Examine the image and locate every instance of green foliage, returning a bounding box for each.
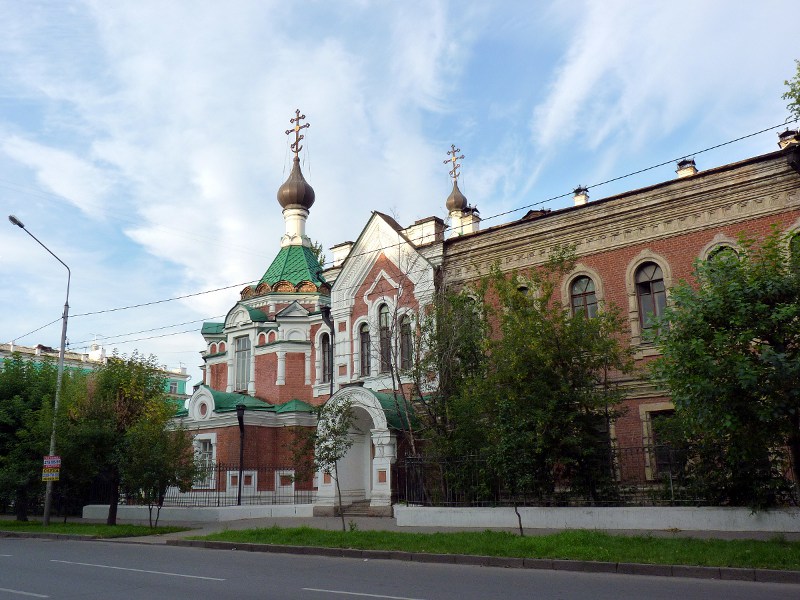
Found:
[314,397,356,530]
[119,411,197,527]
[67,351,176,524]
[0,354,60,520]
[413,286,489,462]
[310,239,327,269]
[653,229,800,508]
[463,246,634,523]
[783,59,800,120]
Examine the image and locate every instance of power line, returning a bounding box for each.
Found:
[10,119,796,344]
[70,281,257,317]
[69,315,226,346]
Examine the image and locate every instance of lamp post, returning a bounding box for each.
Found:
[8,215,70,526]
[236,403,246,506]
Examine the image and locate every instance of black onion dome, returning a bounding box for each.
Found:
[277,157,315,210]
[446,180,468,212]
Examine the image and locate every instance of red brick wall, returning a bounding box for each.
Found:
[209,363,227,391]
[254,353,276,400]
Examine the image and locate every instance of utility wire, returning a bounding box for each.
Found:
[9,119,797,344]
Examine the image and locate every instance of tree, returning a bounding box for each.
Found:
[784,59,800,121]
[314,397,355,531]
[0,355,57,520]
[69,351,173,525]
[652,230,800,508]
[119,409,197,527]
[466,247,633,534]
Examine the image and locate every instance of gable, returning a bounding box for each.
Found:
[333,213,436,308]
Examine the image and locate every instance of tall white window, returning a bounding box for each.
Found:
[235,336,251,392]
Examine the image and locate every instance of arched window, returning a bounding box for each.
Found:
[234,336,251,392]
[210,343,217,354]
[707,246,737,262]
[379,304,391,373]
[321,333,331,384]
[635,262,666,335]
[570,276,598,318]
[400,315,412,370]
[359,324,371,377]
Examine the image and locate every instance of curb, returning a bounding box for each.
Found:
[166,539,800,584]
[0,531,94,541]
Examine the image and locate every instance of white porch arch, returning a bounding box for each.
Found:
[314,386,397,516]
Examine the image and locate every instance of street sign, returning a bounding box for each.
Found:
[42,456,61,481]
[43,455,61,467]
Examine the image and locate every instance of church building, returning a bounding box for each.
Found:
[179,111,800,514]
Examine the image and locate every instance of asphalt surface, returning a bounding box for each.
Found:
[2,536,800,600]
[4,515,800,587]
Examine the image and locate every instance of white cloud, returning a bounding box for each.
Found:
[1,136,113,218]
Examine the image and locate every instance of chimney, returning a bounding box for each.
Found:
[460,206,481,235]
[676,158,697,178]
[778,129,800,150]
[330,241,354,268]
[573,186,589,206]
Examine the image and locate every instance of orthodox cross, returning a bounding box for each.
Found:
[285,109,310,157]
[444,144,465,182]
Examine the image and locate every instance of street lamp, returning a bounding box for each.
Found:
[8,215,70,526]
[236,403,246,506]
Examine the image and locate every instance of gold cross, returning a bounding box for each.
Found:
[285,109,310,157]
[443,144,465,182]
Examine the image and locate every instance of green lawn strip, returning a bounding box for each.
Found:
[195,527,800,571]
[0,521,188,538]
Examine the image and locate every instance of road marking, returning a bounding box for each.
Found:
[0,554,12,557]
[302,589,426,600]
[0,587,49,598]
[50,560,226,581]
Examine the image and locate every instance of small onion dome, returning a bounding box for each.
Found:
[446,180,468,212]
[277,156,315,210]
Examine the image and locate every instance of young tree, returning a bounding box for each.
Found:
[314,397,355,531]
[468,248,633,534]
[119,410,197,527]
[783,59,800,121]
[69,351,172,525]
[653,230,800,508]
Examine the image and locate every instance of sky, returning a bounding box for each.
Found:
[1,0,798,388]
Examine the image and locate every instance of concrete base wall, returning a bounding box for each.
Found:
[394,505,800,533]
[82,504,314,523]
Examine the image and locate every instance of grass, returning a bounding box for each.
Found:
[196,526,800,571]
[0,520,188,538]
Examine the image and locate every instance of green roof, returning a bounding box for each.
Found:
[245,306,270,322]
[372,391,417,430]
[261,245,326,287]
[201,386,274,412]
[275,398,316,413]
[201,322,225,335]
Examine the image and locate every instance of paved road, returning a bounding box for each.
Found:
[1,537,798,600]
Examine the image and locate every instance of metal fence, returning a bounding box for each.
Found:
[393,445,698,507]
[117,463,316,508]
